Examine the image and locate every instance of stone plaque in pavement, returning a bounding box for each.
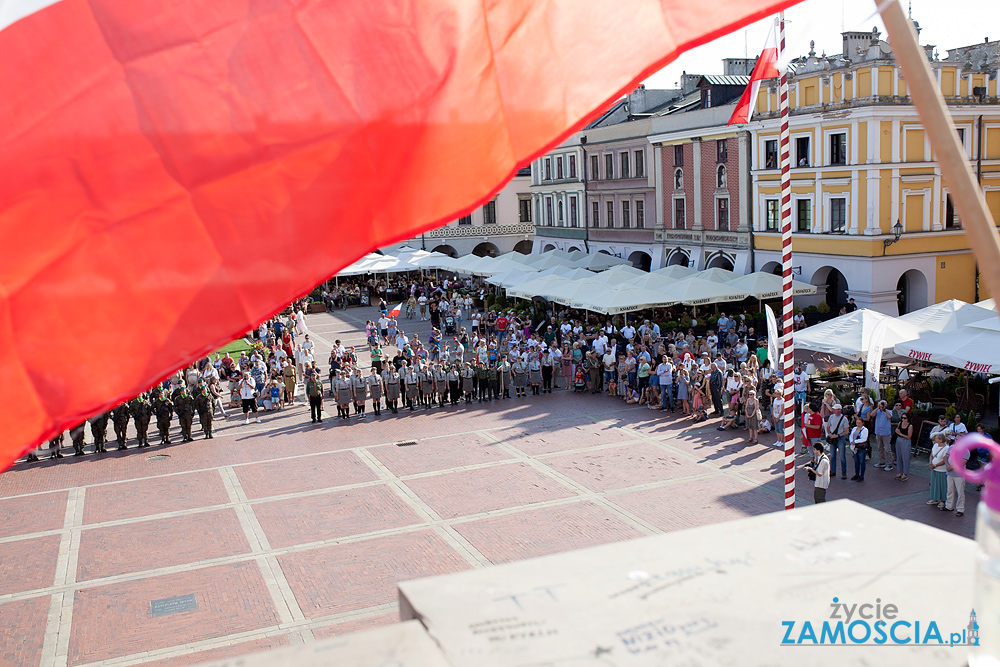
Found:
[150,593,197,617]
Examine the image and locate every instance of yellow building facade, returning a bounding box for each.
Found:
[750,31,1000,314]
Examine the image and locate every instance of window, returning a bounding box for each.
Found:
[557,200,564,225]
[674,198,686,229]
[674,145,684,166]
[795,137,810,167]
[674,168,683,190]
[545,198,553,226]
[716,198,729,231]
[622,201,631,228]
[556,157,564,180]
[764,140,778,169]
[605,154,614,179]
[620,152,630,178]
[483,200,496,225]
[592,201,600,228]
[518,197,532,223]
[717,139,728,162]
[544,158,552,180]
[607,201,615,227]
[458,215,472,225]
[830,132,847,165]
[717,165,727,189]
[830,198,846,233]
[946,195,961,229]
[765,200,780,231]
[570,196,578,227]
[569,155,577,178]
[796,199,811,232]
[636,200,645,228]
[634,150,644,177]
[591,155,599,180]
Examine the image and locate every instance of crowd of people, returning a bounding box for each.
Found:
[20,273,987,522]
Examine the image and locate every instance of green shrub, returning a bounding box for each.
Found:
[707,317,718,326]
[816,301,831,314]
[944,406,957,421]
[666,320,678,329]
[883,386,897,407]
[803,305,818,313]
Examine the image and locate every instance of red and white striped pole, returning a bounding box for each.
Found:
[778,13,796,510]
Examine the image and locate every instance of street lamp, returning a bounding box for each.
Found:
[882,220,903,255]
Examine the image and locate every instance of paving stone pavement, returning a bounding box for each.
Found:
[0,306,978,667]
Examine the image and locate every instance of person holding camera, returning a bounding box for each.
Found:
[238,372,262,425]
[801,442,830,503]
[823,403,850,480]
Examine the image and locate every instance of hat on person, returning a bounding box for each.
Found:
[833,403,842,410]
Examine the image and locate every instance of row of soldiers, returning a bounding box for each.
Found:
[28,383,219,461]
[326,356,547,420]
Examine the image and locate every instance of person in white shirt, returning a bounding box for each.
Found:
[706,332,718,351]
[417,295,428,320]
[301,334,314,356]
[849,415,870,481]
[944,412,968,442]
[802,443,830,503]
[593,334,608,356]
[295,308,307,335]
[239,373,262,424]
[621,324,636,341]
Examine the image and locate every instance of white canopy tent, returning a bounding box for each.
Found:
[448,254,497,276]
[897,298,996,332]
[505,275,583,301]
[576,253,630,271]
[796,309,924,361]
[653,265,698,279]
[893,316,1000,373]
[697,267,741,284]
[626,273,676,291]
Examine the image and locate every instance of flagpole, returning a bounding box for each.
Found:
[778,12,796,510]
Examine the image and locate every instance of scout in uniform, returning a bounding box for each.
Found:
[90,411,110,453]
[498,356,512,398]
[487,363,500,401]
[367,367,383,416]
[403,363,419,411]
[527,355,543,395]
[70,421,87,456]
[174,387,196,442]
[350,368,368,418]
[433,364,449,407]
[334,370,353,419]
[419,363,434,408]
[512,358,527,397]
[447,364,460,405]
[112,401,131,449]
[195,384,214,438]
[154,389,174,444]
[131,393,153,448]
[475,360,489,402]
[382,365,401,414]
[48,431,65,459]
[460,362,476,404]
[282,359,297,404]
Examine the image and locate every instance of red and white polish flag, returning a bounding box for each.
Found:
[0,0,801,470]
[728,25,782,125]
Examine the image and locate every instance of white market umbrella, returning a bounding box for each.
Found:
[655,277,749,306]
[726,272,818,300]
[626,273,676,291]
[506,275,578,301]
[697,267,741,283]
[552,267,598,281]
[797,309,923,361]
[577,253,629,270]
[570,284,675,314]
[652,265,698,279]
[409,252,457,270]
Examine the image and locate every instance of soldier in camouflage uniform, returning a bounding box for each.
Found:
[174,386,196,442]
[49,431,65,459]
[153,390,174,445]
[131,393,153,448]
[112,401,131,450]
[194,383,214,439]
[69,422,87,456]
[90,411,110,453]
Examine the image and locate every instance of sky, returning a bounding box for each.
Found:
[644,0,996,89]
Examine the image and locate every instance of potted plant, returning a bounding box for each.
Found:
[803,304,821,327]
[309,300,326,314]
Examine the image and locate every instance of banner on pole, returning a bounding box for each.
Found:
[765,305,780,368]
[865,318,889,401]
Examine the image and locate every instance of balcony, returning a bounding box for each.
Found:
[427,223,534,238]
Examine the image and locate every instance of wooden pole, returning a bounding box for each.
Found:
[878,0,1000,306]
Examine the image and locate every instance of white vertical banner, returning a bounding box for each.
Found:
[765,305,779,368]
[865,318,889,401]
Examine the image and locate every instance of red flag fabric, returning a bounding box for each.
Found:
[388,304,403,319]
[0,0,801,470]
[728,26,782,125]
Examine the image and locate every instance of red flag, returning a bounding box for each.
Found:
[0,0,802,470]
[388,303,403,318]
[728,25,781,125]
